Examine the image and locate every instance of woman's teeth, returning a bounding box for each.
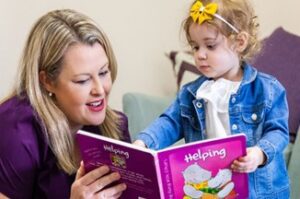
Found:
[88,101,102,107]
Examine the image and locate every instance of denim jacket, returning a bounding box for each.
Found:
[138,63,290,198]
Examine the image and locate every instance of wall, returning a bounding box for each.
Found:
[0,0,299,110]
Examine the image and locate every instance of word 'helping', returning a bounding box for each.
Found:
[184,148,226,163]
[103,144,129,159]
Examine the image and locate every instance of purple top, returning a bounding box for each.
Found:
[0,95,131,198]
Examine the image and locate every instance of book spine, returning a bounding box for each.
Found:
[154,155,165,199]
[157,154,175,199]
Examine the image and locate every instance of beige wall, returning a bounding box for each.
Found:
[1,0,299,110]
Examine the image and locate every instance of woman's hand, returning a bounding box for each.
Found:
[0,192,9,199]
[70,162,126,199]
[231,146,266,173]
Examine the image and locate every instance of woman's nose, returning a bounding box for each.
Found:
[91,79,104,96]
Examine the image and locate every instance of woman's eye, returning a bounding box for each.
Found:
[99,70,109,77]
[74,79,89,84]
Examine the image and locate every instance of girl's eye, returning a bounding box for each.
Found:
[206,42,218,50]
[207,43,216,50]
[191,46,199,52]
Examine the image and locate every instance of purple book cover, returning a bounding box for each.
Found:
[157,134,248,199]
[76,130,161,198]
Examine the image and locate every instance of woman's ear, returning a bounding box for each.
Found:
[39,71,54,93]
[235,31,249,53]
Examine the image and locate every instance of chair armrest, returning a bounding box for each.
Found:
[288,126,300,199]
[122,92,173,140]
[283,143,293,166]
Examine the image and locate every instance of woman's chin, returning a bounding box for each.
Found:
[91,117,105,126]
[82,115,105,126]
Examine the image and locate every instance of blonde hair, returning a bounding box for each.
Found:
[8,9,122,174]
[183,0,261,62]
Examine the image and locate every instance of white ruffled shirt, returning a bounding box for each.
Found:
[196,78,241,138]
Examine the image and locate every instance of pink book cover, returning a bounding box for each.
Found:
[77,130,248,199]
[157,134,248,199]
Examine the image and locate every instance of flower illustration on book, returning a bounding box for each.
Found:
[182,163,237,199]
[110,153,127,169]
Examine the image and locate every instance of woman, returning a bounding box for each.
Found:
[0,9,130,198]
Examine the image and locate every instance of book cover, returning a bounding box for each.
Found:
[157,134,248,199]
[76,130,161,198]
[76,130,248,199]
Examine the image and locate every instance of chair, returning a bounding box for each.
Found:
[122,92,185,146]
[251,27,300,142]
[288,127,300,199]
[122,92,173,140]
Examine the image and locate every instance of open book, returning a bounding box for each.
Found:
[77,130,248,199]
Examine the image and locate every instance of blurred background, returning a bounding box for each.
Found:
[1,0,299,110]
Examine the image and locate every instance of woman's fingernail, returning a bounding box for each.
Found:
[122,183,127,190]
[113,172,121,179]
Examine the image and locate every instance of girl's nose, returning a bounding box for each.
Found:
[195,48,207,60]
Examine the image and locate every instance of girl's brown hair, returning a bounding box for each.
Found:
[183,0,261,62]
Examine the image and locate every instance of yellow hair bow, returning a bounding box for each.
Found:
[189,1,239,33]
[190,1,218,25]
